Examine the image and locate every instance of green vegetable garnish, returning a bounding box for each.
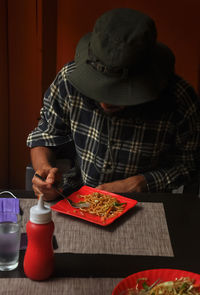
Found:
[114,202,126,206]
[142,282,150,291]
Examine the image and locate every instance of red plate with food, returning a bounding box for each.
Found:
[112,268,200,295]
[51,185,137,226]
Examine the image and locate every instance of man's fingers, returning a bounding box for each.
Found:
[46,168,58,184]
[32,167,61,201]
[32,184,58,201]
[32,184,44,198]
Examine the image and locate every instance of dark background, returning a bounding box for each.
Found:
[1,0,200,189]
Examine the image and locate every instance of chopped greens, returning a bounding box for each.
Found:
[121,277,200,295]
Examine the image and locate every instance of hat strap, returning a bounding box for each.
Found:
[87,46,128,78]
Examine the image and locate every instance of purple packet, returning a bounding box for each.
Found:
[0,198,20,222]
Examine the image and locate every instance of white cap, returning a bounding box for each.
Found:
[30,195,52,224]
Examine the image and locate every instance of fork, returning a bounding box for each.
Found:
[52,186,90,209]
[34,173,90,209]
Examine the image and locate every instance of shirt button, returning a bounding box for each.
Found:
[135,119,143,125]
[106,164,111,170]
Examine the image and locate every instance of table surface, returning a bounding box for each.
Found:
[0,190,200,295]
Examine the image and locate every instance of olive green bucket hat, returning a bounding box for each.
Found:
[68,8,175,106]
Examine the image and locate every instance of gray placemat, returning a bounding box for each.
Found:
[20,199,174,257]
[0,277,121,295]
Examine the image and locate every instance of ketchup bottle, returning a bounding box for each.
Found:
[23,195,54,280]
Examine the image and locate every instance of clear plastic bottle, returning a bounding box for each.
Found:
[23,195,54,280]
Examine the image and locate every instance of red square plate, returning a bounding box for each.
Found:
[51,185,137,226]
[112,268,200,295]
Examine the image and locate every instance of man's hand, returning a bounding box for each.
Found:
[32,167,62,201]
[96,175,147,193]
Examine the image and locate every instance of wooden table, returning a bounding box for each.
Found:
[0,190,199,294]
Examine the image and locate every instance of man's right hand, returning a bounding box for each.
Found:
[32,167,61,201]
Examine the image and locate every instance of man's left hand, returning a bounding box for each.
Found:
[96,175,148,193]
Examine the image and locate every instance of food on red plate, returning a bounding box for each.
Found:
[121,277,200,295]
[79,192,127,220]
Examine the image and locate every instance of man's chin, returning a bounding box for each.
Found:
[104,107,125,115]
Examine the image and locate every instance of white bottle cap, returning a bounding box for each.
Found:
[30,195,52,224]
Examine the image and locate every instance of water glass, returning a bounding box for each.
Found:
[0,213,21,271]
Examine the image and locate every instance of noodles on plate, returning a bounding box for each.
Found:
[121,277,200,295]
[79,192,126,220]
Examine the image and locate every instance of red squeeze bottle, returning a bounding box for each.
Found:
[23,195,54,281]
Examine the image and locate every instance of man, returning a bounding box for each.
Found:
[27,8,200,200]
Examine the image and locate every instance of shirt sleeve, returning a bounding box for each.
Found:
[27,64,73,148]
[143,82,200,192]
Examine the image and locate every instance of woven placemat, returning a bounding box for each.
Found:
[20,199,174,257]
[0,277,121,295]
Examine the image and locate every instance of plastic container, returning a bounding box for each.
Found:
[23,195,54,280]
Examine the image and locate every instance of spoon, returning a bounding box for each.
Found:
[34,173,90,209]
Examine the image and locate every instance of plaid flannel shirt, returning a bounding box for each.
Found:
[27,61,200,192]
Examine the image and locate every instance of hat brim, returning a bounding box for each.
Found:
[68,33,174,106]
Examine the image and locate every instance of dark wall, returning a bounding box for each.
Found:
[1,0,199,189]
